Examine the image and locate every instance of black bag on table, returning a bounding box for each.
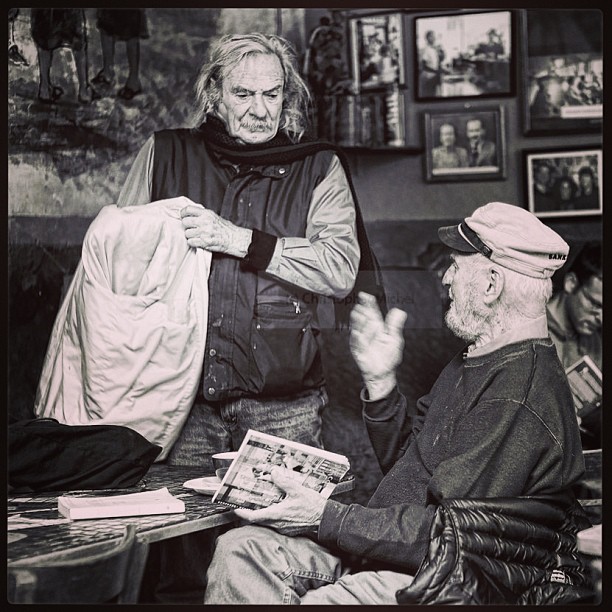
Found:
[8,417,162,492]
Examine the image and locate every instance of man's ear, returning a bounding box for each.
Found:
[483,265,504,305]
[563,271,579,295]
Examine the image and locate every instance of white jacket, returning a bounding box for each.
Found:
[35,197,211,460]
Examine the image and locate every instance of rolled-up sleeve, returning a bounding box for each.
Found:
[265,154,360,299]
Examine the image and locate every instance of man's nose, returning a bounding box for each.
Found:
[593,309,602,326]
[249,94,267,117]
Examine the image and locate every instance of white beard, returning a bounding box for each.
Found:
[444,286,489,343]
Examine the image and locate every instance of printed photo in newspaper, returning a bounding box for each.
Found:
[212,429,350,511]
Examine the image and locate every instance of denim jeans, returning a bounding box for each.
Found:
[166,387,329,471]
[204,525,413,604]
[145,387,328,602]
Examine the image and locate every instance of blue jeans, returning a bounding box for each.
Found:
[146,387,328,602]
[204,525,413,604]
[166,387,328,471]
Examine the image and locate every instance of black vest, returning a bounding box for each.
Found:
[152,129,333,400]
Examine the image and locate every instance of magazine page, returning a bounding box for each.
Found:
[212,430,350,510]
[565,354,602,416]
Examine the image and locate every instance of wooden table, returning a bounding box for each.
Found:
[8,465,355,603]
[8,465,236,603]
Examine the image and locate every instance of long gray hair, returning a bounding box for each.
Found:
[192,33,311,142]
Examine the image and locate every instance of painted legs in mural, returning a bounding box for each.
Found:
[92,9,148,100]
[30,9,100,104]
[9,9,29,67]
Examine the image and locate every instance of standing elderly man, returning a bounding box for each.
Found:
[117,32,383,602]
[118,33,383,469]
[204,202,585,605]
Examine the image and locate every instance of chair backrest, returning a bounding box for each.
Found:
[7,525,136,604]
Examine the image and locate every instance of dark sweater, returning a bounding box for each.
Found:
[318,338,585,573]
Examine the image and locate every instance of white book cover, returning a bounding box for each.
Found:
[565,354,602,415]
[212,429,350,511]
[58,487,185,520]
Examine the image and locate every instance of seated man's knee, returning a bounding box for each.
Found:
[212,524,272,559]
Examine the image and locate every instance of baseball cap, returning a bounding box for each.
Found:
[438,202,569,279]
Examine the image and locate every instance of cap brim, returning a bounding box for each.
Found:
[437,225,479,253]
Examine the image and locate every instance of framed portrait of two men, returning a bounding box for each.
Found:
[423,107,506,182]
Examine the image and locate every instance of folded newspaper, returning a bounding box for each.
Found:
[212,429,350,510]
[565,355,602,416]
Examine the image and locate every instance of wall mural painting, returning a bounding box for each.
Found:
[8,8,223,204]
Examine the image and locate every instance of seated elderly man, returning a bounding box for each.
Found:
[204,202,585,605]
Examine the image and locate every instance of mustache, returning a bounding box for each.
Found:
[241,120,274,132]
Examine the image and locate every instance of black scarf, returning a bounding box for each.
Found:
[196,116,387,328]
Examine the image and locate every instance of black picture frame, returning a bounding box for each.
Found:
[524,147,602,218]
[424,107,506,182]
[521,9,602,135]
[414,10,513,101]
[348,11,405,93]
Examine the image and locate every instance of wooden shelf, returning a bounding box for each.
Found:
[340,145,423,154]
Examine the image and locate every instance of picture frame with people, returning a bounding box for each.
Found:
[423,107,506,182]
[521,9,602,135]
[524,147,602,218]
[414,10,514,100]
[348,11,406,93]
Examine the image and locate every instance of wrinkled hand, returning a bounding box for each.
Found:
[180,205,252,257]
[232,467,327,536]
[349,292,407,400]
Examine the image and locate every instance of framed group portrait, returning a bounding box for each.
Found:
[524,147,602,218]
[414,10,514,101]
[522,9,602,135]
[423,107,506,182]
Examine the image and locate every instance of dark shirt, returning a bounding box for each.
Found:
[318,339,584,572]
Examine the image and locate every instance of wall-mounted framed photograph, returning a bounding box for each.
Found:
[424,107,506,182]
[524,147,602,218]
[348,11,405,93]
[522,9,602,135]
[414,10,513,100]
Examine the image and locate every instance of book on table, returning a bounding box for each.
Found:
[565,355,602,417]
[211,429,350,511]
[57,487,185,520]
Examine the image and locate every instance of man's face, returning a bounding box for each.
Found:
[467,121,483,143]
[442,253,489,342]
[566,275,603,336]
[559,180,573,201]
[536,166,550,186]
[216,53,284,144]
[439,124,456,147]
[579,173,593,192]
